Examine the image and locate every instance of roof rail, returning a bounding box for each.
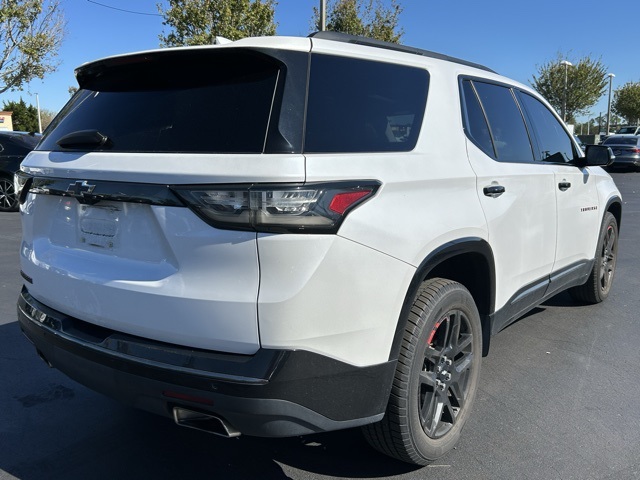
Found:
[308,31,496,74]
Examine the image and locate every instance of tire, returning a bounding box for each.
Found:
[363,278,482,465]
[0,175,19,212]
[569,212,618,304]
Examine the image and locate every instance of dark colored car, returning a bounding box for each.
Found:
[615,125,640,135]
[0,131,40,211]
[602,135,640,171]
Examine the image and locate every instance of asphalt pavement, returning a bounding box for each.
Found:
[1,172,639,480]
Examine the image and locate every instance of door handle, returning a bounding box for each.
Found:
[558,181,571,191]
[483,185,505,198]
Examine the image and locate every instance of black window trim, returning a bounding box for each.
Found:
[459,78,497,159]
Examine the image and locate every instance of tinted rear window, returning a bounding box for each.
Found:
[603,136,639,146]
[304,54,428,153]
[0,134,40,154]
[38,50,281,153]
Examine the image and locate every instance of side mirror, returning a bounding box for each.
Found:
[582,145,615,167]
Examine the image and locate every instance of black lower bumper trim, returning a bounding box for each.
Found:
[17,288,395,436]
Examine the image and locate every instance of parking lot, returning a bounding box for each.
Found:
[1,171,639,480]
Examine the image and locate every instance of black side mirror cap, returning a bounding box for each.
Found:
[575,145,615,167]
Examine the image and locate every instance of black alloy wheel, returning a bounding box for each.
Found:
[363,278,482,465]
[419,308,475,439]
[570,212,618,304]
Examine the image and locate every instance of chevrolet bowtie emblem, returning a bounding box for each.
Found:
[66,180,96,197]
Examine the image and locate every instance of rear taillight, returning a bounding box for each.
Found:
[631,148,640,153]
[171,181,380,234]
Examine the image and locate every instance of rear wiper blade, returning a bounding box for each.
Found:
[56,129,110,149]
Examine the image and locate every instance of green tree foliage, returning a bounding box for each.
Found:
[157,0,277,46]
[313,0,403,43]
[612,82,640,124]
[530,53,608,123]
[0,0,65,94]
[40,107,56,130]
[2,98,38,132]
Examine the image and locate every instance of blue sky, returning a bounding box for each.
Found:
[2,0,638,124]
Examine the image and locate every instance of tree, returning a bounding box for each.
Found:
[530,53,608,123]
[2,98,38,132]
[612,81,640,125]
[313,0,403,43]
[0,0,65,94]
[157,0,277,46]
[40,107,56,130]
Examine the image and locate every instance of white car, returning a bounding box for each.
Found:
[16,31,621,465]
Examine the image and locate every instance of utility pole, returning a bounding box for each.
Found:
[560,60,572,122]
[320,0,326,31]
[36,93,42,134]
[606,73,615,134]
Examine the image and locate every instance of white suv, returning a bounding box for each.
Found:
[16,32,621,465]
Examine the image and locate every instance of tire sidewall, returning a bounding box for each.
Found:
[594,212,618,301]
[407,284,483,461]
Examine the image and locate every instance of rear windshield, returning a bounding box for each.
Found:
[0,133,40,154]
[304,54,429,153]
[603,136,639,145]
[38,50,281,153]
[616,127,638,134]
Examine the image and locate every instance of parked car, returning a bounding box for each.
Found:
[0,131,40,212]
[16,31,621,466]
[602,135,640,170]
[615,125,640,135]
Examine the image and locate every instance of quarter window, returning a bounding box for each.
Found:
[305,54,429,153]
[461,80,495,158]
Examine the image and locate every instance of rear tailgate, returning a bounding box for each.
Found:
[18,43,309,354]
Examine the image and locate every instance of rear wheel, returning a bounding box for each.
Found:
[0,175,18,212]
[363,278,482,465]
[569,212,618,304]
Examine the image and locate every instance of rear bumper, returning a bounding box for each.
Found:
[17,287,394,437]
[610,156,640,168]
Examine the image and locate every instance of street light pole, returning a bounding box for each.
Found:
[606,73,615,135]
[35,93,42,134]
[560,60,572,122]
[320,0,326,31]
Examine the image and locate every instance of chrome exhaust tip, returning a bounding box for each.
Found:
[173,407,241,438]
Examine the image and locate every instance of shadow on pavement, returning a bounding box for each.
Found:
[0,321,419,480]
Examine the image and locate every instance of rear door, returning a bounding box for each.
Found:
[461,79,557,327]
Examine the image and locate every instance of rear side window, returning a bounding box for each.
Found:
[471,81,534,163]
[518,92,575,163]
[304,54,428,153]
[38,50,282,153]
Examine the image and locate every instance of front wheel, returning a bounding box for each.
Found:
[363,278,482,465]
[569,212,618,304]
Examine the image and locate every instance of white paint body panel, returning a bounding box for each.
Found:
[18,38,622,368]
